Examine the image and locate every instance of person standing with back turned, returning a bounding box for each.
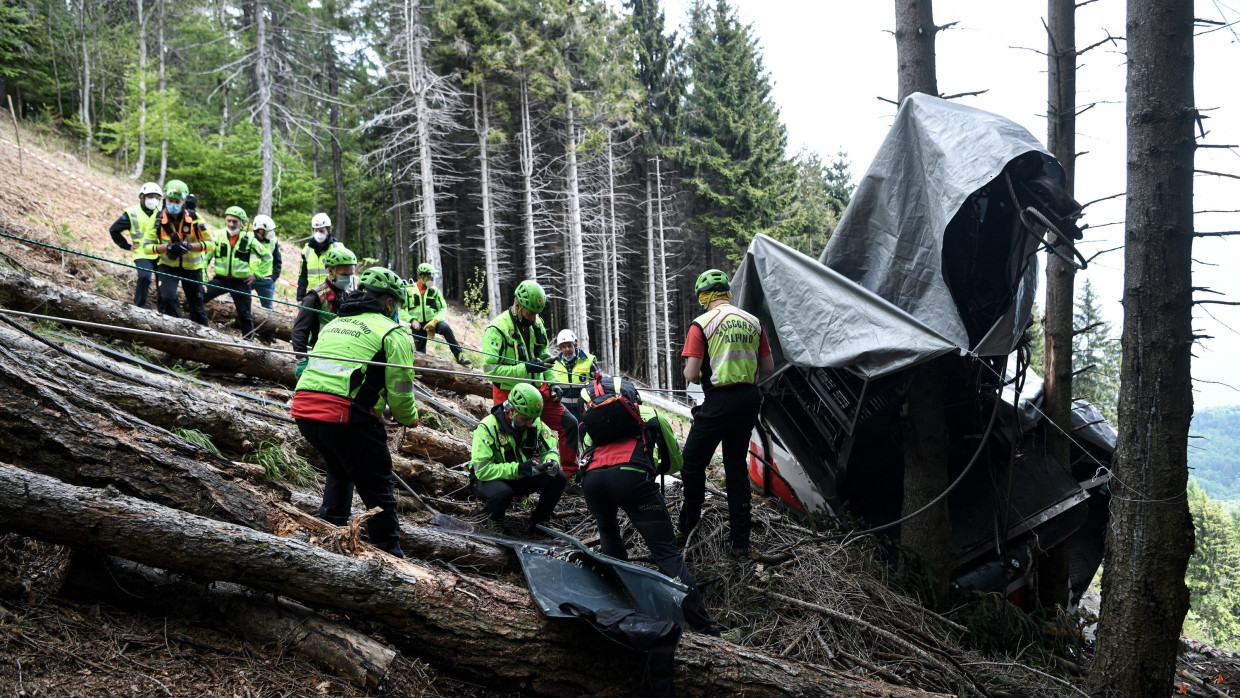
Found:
[676,269,774,559]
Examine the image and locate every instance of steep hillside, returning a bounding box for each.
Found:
[1190,405,1240,504]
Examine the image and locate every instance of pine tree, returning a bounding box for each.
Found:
[681,0,795,265]
[1072,278,1121,425]
[1185,480,1240,648]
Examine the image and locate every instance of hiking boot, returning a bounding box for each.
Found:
[456,355,473,367]
[729,545,750,560]
[674,529,689,549]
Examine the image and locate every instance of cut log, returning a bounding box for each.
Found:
[393,453,470,495]
[205,298,293,342]
[399,427,471,466]
[0,463,938,698]
[412,351,491,398]
[0,267,296,385]
[63,554,396,690]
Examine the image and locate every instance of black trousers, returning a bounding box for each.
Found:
[584,466,719,635]
[677,383,762,552]
[203,275,255,336]
[296,418,404,558]
[472,470,566,525]
[155,264,208,326]
[134,258,155,308]
[411,322,464,359]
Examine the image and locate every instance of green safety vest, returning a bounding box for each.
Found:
[143,212,213,270]
[468,411,559,482]
[482,310,550,392]
[211,231,254,279]
[250,234,276,278]
[301,242,342,291]
[126,205,160,262]
[402,282,447,325]
[549,352,596,406]
[692,304,763,389]
[294,310,419,424]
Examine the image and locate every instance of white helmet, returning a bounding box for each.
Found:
[555,329,578,346]
[252,214,276,232]
[138,182,162,197]
[311,212,332,229]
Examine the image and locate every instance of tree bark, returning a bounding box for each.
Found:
[655,156,672,388]
[645,170,659,384]
[407,0,441,278]
[205,298,292,341]
[132,0,147,180]
[0,463,936,698]
[897,360,951,602]
[157,0,167,184]
[1038,0,1077,610]
[1088,0,1195,695]
[255,0,275,215]
[520,77,537,287]
[893,0,938,103]
[0,267,297,385]
[399,427,471,467]
[564,90,589,352]
[476,79,501,316]
[63,555,397,690]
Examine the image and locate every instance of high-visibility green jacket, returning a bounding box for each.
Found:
[469,405,560,482]
[143,211,214,270]
[210,231,255,279]
[692,304,764,389]
[401,281,447,325]
[250,234,276,279]
[125,205,160,262]
[482,309,549,391]
[293,293,419,425]
[298,239,342,299]
[548,349,596,409]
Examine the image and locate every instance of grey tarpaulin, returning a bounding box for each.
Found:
[732,234,960,378]
[819,92,1047,354]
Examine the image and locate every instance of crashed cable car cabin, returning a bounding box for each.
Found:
[734,94,1113,606]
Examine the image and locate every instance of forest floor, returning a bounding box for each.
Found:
[2,121,1240,697]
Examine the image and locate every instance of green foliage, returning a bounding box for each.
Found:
[1185,480,1240,649]
[463,266,490,318]
[774,149,854,258]
[1028,301,1046,372]
[244,441,313,486]
[1189,406,1240,504]
[1072,278,1120,424]
[947,591,1083,660]
[173,427,221,456]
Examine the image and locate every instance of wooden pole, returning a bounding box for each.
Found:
[6,94,21,174]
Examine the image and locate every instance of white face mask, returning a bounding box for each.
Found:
[332,274,354,291]
[144,196,161,210]
[312,231,328,244]
[227,223,241,233]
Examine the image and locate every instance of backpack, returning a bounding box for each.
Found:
[580,374,645,446]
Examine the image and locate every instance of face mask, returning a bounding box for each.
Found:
[144,197,160,210]
[332,274,353,291]
[312,231,328,244]
[166,202,183,216]
[227,223,240,233]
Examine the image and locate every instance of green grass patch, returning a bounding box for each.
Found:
[245,441,313,485]
[173,427,222,455]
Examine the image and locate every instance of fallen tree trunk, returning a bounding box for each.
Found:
[400,427,471,466]
[63,554,397,690]
[205,298,293,342]
[412,351,491,398]
[0,463,937,698]
[0,267,296,385]
[393,453,470,495]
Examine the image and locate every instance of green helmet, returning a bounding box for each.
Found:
[164,179,190,200]
[417,262,437,277]
[514,279,546,313]
[507,383,544,419]
[358,266,407,305]
[224,205,248,222]
[322,247,358,268]
[695,269,730,295]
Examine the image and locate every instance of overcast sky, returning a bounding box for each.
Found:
[656,0,1240,408]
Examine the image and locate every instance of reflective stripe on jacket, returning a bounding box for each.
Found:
[549,350,596,405]
[293,309,418,424]
[401,282,447,325]
[125,205,160,261]
[300,242,342,292]
[693,304,763,389]
[481,309,549,392]
[143,212,214,269]
[211,232,254,279]
[469,408,559,482]
[250,235,275,278]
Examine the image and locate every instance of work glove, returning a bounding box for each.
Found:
[295,358,308,379]
[518,460,542,478]
[526,361,552,376]
[549,385,564,401]
[166,241,190,259]
[423,320,438,338]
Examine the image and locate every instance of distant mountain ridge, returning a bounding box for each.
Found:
[1189,405,1240,504]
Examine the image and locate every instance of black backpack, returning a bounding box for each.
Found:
[580,373,645,446]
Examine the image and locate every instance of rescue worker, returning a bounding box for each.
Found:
[297,212,342,301]
[107,181,163,308]
[677,269,774,558]
[548,329,597,423]
[249,214,282,310]
[291,266,417,558]
[468,382,566,532]
[202,206,256,337]
[580,379,721,636]
[143,179,214,325]
[292,246,356,377]
[403,263,473,366]
[482,280,580,481]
